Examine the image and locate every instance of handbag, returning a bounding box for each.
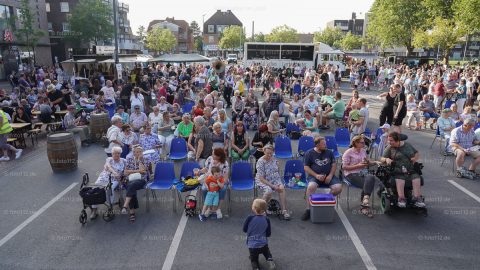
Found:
[79,187,106,205]
[129,172,141,181]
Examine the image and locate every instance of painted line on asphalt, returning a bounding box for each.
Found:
[0,182,78,249]
[448,180,480,203]
[336,206,377,270]
[161,189,194,270]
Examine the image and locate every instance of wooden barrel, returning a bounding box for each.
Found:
[47,132,78,172]
[90,113,110,142]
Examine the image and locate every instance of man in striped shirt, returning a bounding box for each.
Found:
[449,118,480,178]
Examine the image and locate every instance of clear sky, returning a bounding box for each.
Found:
[121,0,375,36]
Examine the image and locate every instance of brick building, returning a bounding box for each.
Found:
[147,17,194,54]
[202,10,242,56]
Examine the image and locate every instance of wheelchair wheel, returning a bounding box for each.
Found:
[380,193,392,215]
[79,210,87,225]
[102,208,115,222]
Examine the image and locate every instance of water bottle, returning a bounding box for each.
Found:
[402,166,407,174]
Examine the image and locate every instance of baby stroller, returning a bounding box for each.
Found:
[184,195,197,217]
[78,173,119,225]
[375,164,428,217]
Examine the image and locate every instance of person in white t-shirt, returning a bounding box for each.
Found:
[101,80,116,104]
[148,106,163,134]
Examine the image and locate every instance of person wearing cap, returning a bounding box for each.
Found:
[129,104,148,133]
[437,109,455,139]
[302,136,342,221]
[63,105,90,147]
[114,105,129,124]
[449,118,480,178]
[46,83,66,111]
[251,124,273,160]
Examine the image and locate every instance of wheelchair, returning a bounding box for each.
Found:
[375,164,428,217]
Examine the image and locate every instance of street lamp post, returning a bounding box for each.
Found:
[113,0,119,65]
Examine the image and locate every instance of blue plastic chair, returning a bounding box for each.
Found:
[455,121,463,128]
[363,127,371,138]
[105,104,115,118]
[274,135,293,159]
[181,101,194,115]
[228,161,256,214]
[120,144,130,159]
[444,100,455,109]
[325,136,341,160]
[335,127,350,148]
[475,122,480,130]
[293,84,302,96]
[180,161,201,179]
[297,136,315,157]
[169,138,188,160]
[339,165,375,210]
[286,123,301,138]
[146,162,177,212]
[283,160,307,190]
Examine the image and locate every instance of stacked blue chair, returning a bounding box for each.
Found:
[297,136,315,157]
[274,135,293,159]
[228,161,256,215]
[146,162,177,212]
[169,138,188,160]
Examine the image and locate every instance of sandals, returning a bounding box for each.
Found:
[129,213,136,223]
[121,207,128,215]
[282,210,291,221]
[360,205,373,218]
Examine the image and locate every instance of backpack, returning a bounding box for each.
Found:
[175,176,201,192]
[268,199,281,217]
[238,81,245,94]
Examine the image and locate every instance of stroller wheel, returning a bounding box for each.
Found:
[103,208,115,222]
[79,210,87,225]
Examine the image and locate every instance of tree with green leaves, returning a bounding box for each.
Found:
[454,0,480,34]
[136,25,146,44]
[414,0,466,64]
[68,0,114,45]
[194,36,203,52]
[339,32,363,51]
[146,28,177,54]
[313,27,344,48]
[15,0,45,65]
[265,25,299,43]
[367,0,428,55]
[189,21,201,37]
[218,26,245,50]
[253,32,266,42]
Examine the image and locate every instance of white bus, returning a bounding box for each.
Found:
[243,42,316,68]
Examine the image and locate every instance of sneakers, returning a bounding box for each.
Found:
[198,214,207,222]
[266,258,276,270]
[251,261,260,270]
[15,149,22,160]
[413,197,426,208]
[0,156,9,161]
[216,209,222,219]
[301,209,310,221]
[397,198,407,208]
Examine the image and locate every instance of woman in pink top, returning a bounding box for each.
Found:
[341,135,379,218]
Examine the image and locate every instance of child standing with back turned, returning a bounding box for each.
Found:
[243,199,276,270]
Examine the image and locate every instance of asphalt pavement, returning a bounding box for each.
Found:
[0,83,479,270]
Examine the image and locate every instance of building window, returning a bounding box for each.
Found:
[0,5,13,32]
[208,35,214,43]
[208,25,214,33]
[60,2,69,12]
[47,22,52,31]
[46,3,50,12]
[62,22,70,32]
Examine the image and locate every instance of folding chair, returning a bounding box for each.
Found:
[296,135,315,157]
[335,127,350,148]
[227,161,256,215]
[146,162,177,212]
[274,135,293,159]
[325,136,341,160]
[169,137,188,160]
[430,126,446,153]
